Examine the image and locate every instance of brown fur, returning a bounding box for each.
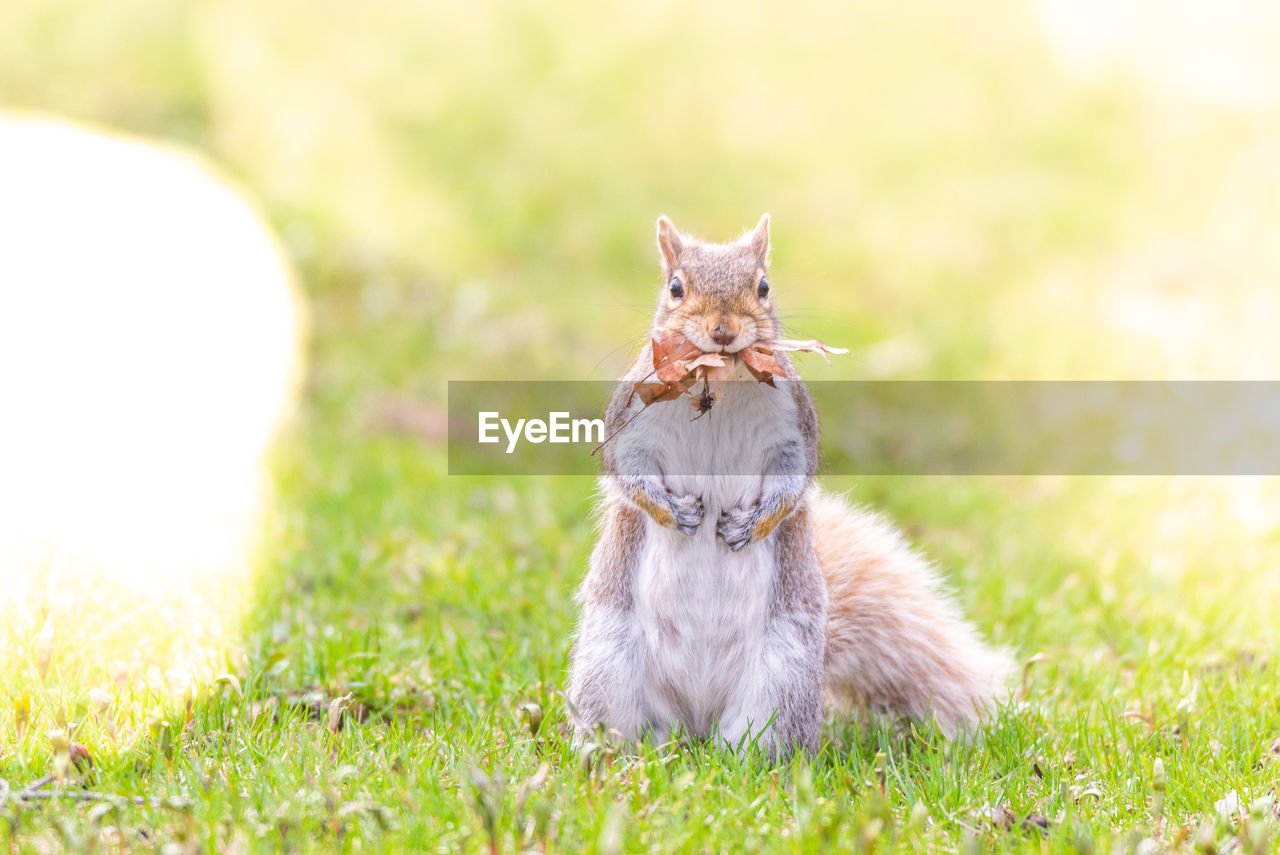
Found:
[813,492,1011,734]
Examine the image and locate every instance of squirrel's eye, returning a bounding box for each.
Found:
[669,277,684,299]
[757,277,770,299]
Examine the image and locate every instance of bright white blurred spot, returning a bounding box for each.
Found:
[1030,0,1280,109]
[0,114,303,685]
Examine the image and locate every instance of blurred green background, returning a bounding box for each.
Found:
[6,0,1278,389]
[4,0,1280,849]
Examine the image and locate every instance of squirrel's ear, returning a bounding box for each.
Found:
[656,216,685,271]
[745,213,771,266]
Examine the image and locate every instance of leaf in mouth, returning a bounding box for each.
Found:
[594,331,847,454]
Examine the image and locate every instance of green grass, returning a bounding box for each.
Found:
[4,0,1280,851]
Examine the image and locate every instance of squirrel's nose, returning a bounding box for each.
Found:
[710,324,737,347]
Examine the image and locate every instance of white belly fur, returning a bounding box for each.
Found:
[630,372,799,738]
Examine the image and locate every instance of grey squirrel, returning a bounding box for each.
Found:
[567,215,1010,758]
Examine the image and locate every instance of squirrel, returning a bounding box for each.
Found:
[567,215,1011,759]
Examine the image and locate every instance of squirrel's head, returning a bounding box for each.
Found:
[652,214,780,354]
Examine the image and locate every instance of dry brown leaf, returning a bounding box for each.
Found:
[70,742,93,774]
[597,330,846,454]
[679,352,729,372]
[980,804,1018,831]
[634,382,683,406]
[703,361,735,381]
[651,333,702,372]
[757,338,851,364]
[655,360,690,387]
[738,346,784,386]
[639,330,845,410]
[327,692,354,735]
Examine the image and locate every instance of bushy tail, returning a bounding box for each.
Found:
[812,491,1012,735]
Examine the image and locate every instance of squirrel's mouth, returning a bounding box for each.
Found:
[715,338,756,355]
[680,326,757,355]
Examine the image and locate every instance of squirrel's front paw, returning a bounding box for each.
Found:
[670,493,704,535]
[717,506,756,552]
